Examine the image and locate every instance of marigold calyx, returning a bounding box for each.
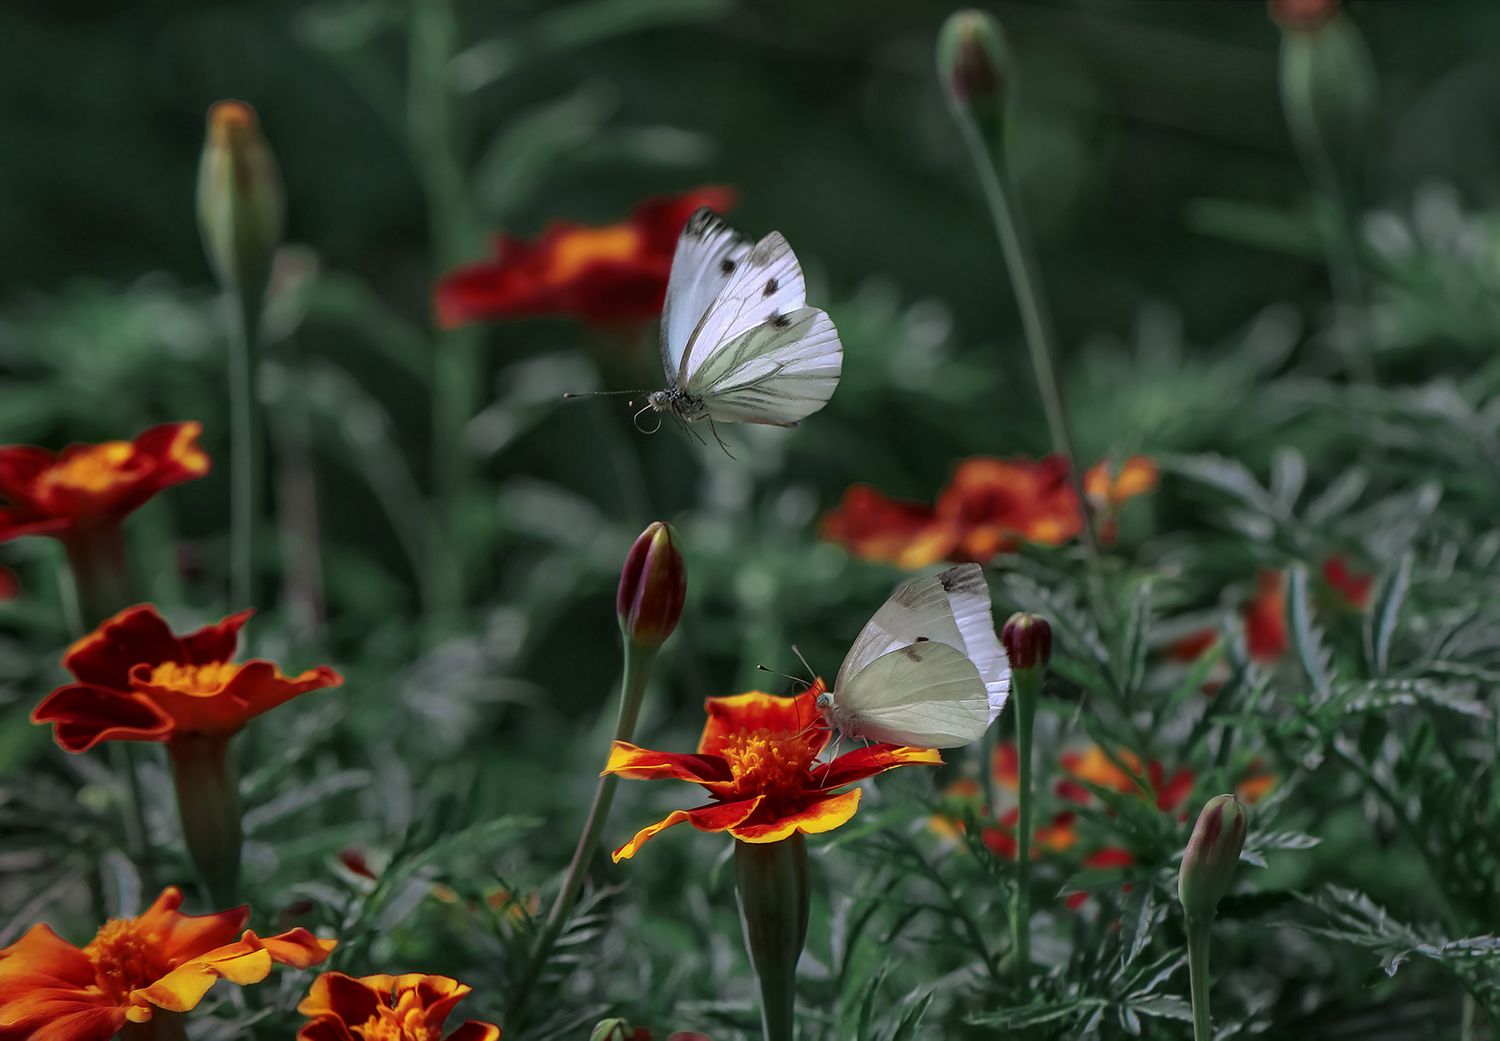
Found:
[617,521,686,648]
[1178,794,1248,919]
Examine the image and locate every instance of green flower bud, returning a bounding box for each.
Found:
[197,100,284,300]
[1277,5,1376,183]
[617,521,687,648]
[590,1019,640,1041]
[1179,794,1248,920]
[1001,611,1052,671]
[937,9,1011,144]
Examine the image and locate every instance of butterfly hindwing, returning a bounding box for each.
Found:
[837,640,991,748]
[661,208,752,384]
[695,308,842,427]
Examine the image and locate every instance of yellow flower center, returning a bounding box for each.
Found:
[546,226,643,283]
[38,442,136,495]
[719,726,820,799]
[85,918,170,1003]
[147,661,238,695]
[354,990,440,1041]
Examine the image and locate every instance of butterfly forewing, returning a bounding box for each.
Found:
[679,231,808,388]
[661,208,752,385]
[695,308,842,427]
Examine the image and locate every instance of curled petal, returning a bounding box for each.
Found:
[131,661,343,737]
[447,1021,503,1041]
[135,887,248,964]
[178,608,256,666]
[63,605,184,689]
[602,741,734,790]
[611,797,763,863]
[815,744,943,791]
[130,927,335,1014]
[30,684,173,753]
[729,789,863,844]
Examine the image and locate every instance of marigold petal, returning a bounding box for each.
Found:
[245,927,338,970]
[447,1021,503,1041]
[130,947,272,1012]
[179,608,255,666]
[0,1001,129,1041]
[728,788,863,844]
[63,605,183,689]
[0,924,95,999]
[602,741,735,789]
[297,971,379,1022]
[30,684,173,753]
[698,689,824,758]
[133,661,343,737]
[815,744,942,790]
[298,1017,357,1041]
[137,887,248,963]
[611,797,763,862]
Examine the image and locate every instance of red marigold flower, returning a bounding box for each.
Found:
[818,484,957,569]
[0,886,334,1041]
[1084,846,1136,870]
[298,972,500,1041]
[1167,629,1218,663]
[433,187,736,329]
[935,456,1083,562]
[0,423,209,543]
[604,684,942,860]
[31,604,342,752]
[1322,554,1373,610]
[1245,570,1288,662]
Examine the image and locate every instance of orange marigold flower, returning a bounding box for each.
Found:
[1322,554,1373,610]
[928,777,985,840]
[604,683,942,860]
[298,972,500,1041]
[1237,760,1279,805]
[0,423,208,543]
[1059,745,1196,813]
[819,485,957,569]
[1246,570,1288,662]
[936,456,1083,561]
[31,604,342,752]
[1083,456,1158,510]
[0,886,334,1041]
[433,187,736,329]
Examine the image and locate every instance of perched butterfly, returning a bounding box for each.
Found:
[817,563,1010,748]
[644,208,843,432]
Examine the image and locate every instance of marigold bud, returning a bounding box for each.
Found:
[617,521,686,648]
[590,1020,647,1041]
[937,9,1010,141]
[1178,794,1248,920]
[1276,4,1376,181]
[197,100,284,299]
[1001,612,1052,670]
[1268,0,1339,31]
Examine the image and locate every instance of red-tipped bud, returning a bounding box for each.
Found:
[590,1019,649,1041]
[937,10,1010,140]
[617,521,686,648]
[1178,794,1248,920]
[1001,612,1052,670]
[197,100,284,299]
[1269,0,1339,31]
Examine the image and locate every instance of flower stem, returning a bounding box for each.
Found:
[1186,913,1214,1041]
[61,528,155,890]
[168,734,243,908]
[735,835,811,1041]
[505,641,659,1025]
[1010,667,1039,977]
[228,288,263,609]
[953,123,1098,557]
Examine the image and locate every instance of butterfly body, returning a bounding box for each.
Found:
[817,563,1010,749]
[651,208,843,430]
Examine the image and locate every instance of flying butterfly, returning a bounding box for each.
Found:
[816,563,1010,749]
[640,208,843,434]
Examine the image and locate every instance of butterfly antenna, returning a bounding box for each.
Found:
[790,644,816,683]
[755,664,812,690]
[632,401,663,435]
[563,389,646,400]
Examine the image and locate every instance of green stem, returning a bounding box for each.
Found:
[228,288,263,609]
[408,0,483,624]
[735,835,811,1041]
[1186,914,1213,1041]
[1010,668,1039,977]
[505,641,659,1026]
[952,122,1098,557]
[168,734,243,908]
[62,528,155,890]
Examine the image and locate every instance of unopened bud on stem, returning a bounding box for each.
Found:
[197,100,284,302]
[937,9,1010,144]
[1001,612,1052,671]
[617,521,687,648]
[1179,794,1248,920]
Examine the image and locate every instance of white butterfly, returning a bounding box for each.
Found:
[645,208,843,430]
[817,563,1010,749]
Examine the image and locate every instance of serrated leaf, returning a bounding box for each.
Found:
[1370,552,1413,676]
[1288,566,1334,700]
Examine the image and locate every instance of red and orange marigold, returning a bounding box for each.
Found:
[0,423,208,543]
[0,886,334,1041]
[31,604,342,752]
[297,972,500,1041]
[604,684,941,860]
[434,187,736,329]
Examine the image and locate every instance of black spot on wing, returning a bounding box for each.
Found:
[771,313,791,328]
[764,277,778,296]
[916,636,930,642]
[720,259,737,275]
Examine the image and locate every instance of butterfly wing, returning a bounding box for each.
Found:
[836,563,1009,722]
[691,307,842,427]
[660,208,752,385]
[677,231,808,388]
[836,641,990,748]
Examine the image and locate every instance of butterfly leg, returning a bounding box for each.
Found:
[707,416,736,459]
